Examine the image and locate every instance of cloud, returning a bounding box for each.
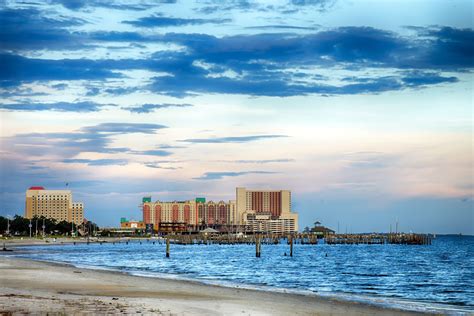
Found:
[179,135,288,143]
[195,0,254,14]
[411,27,474,69]
[125,103,193,113]
[289,0,336,10]
[223,159,295,164]
[0,54,124,87]
[401,71,458,87]
[50,0,163,11]
[143,162,180,170]
[3,123,168,158]
[341,151,398,169]
[81,122,167,134]
[62,158,128,166]
[157,144,186,149]
[144,27,472,96]
[193,171,277,180]
[0,86,48,98]
[132,149,173,156]
[51,83,68,90]
[0,101,115,112]
[103,87,141,95]
[123,15,231,27]
[0,156,104,199]
[2,23,472,96]
[0,8,89,51]
[245,25,318,31]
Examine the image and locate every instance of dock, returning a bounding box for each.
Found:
[325,233,432,245]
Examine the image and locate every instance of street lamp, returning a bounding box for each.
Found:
[29,219,32,238]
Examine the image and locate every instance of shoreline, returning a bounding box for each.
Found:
[2,238,471,315]
[0,255,426,315]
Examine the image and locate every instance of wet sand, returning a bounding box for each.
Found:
[0,252,424,316]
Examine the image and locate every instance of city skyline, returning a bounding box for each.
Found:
[0,0,473,234]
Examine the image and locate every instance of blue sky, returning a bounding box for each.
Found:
[0,0,472,233]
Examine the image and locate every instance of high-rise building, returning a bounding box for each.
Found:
[236,187,298,233]
[25,186,84,225]
[141,188,298,233]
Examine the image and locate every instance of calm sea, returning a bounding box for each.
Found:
[12,235,474,314]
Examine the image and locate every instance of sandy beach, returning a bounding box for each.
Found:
[0,241,424,316]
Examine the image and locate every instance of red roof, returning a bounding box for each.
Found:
[29,186,45,190]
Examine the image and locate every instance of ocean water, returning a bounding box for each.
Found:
[12,235,474,314]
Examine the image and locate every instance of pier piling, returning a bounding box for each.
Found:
[289,235,293,257]
[256,235,261,257]
[166,238,170,258]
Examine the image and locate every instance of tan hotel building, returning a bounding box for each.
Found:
[25,186,84,225]
[236,187,298,233]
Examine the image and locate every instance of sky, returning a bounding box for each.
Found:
[0,0,472,234]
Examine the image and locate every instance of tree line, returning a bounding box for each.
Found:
[0,215,99,237]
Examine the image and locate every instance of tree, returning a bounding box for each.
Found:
[56,220,72,235]
[0,216,8,233]
[10,215,30,235]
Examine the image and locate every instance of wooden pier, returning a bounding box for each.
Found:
[325,233,432,245]
[89,232,431,246]
[74,232,432,260]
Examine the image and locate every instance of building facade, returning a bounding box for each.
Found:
[141,188,298,233]
[197,200,237,226]
[120,219,146,229]
[142,197,237,231]
[25,186,84,225]
[236,187,298,233]
[142,198,197,230]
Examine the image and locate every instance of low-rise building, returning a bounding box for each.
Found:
[310,224,335,238]
[120,218,145,229]
[142,197,236,232]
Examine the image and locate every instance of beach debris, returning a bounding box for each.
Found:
[2,243,13,251]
